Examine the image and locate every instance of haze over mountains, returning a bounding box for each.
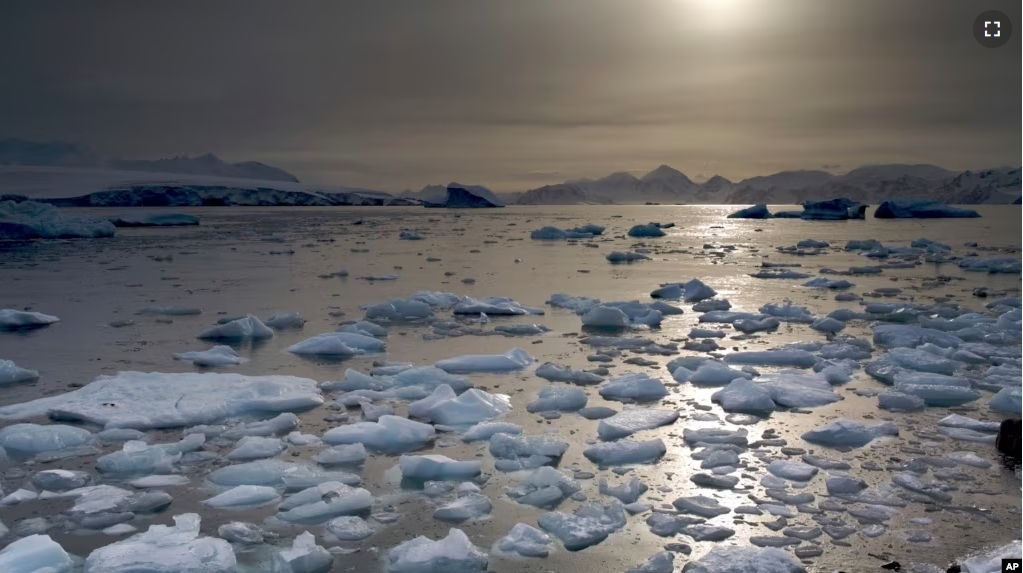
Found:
[0,138,299,183]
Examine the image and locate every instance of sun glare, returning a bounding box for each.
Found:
[686,0,759,32]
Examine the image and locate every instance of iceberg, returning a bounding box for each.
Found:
[526,385,588,413]
[107,212,199,227]
[583,438,666,466]
[606,251,650,263]
[537,500,627,551]
[452,296,543,316]
[0,359,39,385]
[0,535,73,573]
[535,362,603,384]
[727,204,772,219]
[322,415,435,452]
[0,423,93,457]
[424,183,504,208]
[0,200,116,239]
[197,314,273,340]
[435,348,533,373]
[364,298,434,321]
[173,345,246,367]
[505,466,581,508]
[801,418,898,447]
[875,199,980,218]
[0,308,60,329]
[493,523,553,558]
[408,385,511,426]
[461,421,522,442]
[399,454,482,480]
[597,408,679,439]
[0,371,323,429]
[683,546,805,573]
[386,528,488,573]
[271,532,334,573]
[207,459,360,489]
[800,198,866,220]
[83,514,235,573]
[599,372,669,401]
[627,223,666,237]
[202,485,280,508]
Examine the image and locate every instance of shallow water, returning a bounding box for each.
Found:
[0,205,1020,572]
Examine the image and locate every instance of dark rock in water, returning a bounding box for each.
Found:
[727,204,772,219]
[945,565,961,573]
[423,183,504,208]
[874,199,980,218]
[996,419,1021,460]
[881,561,901,571]
[801,198,866,220]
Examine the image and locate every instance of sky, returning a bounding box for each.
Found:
[1,0,1019,192]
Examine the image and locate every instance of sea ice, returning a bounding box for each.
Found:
[767,460,818,481]
[683,545,805,573]
[626,552,675,573]
[83,514,235,573]
[581,305,631,328]
[313,443,368,465]
[598,476,647,504]
[325,516,374,541]
[265,311,306,329]
[597,408,679,439]
[878,392,926,411]
[453,296,543,316]
[408,386,510,426]
[493,523,553,558]
[0,423,93,456]
[760,302,815,322]
[672,495,730,518]
[197,314,273,340]
[323,415,435,452]
[276,484,374,524]
[0,534,74,573]
[202,485,281,508]
[537,500,627,551]
[527,385,588,413]
[489,433,569,469]
[435,348,534,372]
[0,200,116,239]
[990,386,1022,414]
[173,345,246,367]
[583,438,666,466]
[226,436,287,460]
[207,459,360,488]
[434,493,493,522]
[0,308,60,329]
[535,362,603,384]
[96,434,204,475]
[399,454,482,480]
[723,350,818,368]
[461,421,522,442]
[386,528,488,573]
[873,325,962,349]
[598,372,669,401]
[801,418,898,447]
[0,371,323,430]
[506,466,581,508]
[271,531,334,573]
[0,359,39,385]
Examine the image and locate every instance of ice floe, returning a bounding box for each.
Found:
[0,308,60,329]
[197,314,274,340]
[435,348,534,373]
[173,345,247,367]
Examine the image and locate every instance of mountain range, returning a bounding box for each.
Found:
[0,138,299,183]
[510,164,1021,205]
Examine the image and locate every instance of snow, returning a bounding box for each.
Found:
[108,212,199,227]
[0,423,93,456]
[173,345,246,367]
[0,359,39,385]
[875,199,980,218]
[801,418,899,447]
[0,200,116,239]
[226,436,287,460]
[386,528,488,573]
[527,385,588,413]
[202,485,280,508]
[683,546,805,573]
[597,408,679,439]
[537,500,628,551]
[272,531,334,573]
[0,371,323,429]
[627,224,666,237]
[408,385,511,426]
[0,534,74,573]
[434,493,493,522]
[83,514,235,573]
[493,523,553,558]
[535,362,603,384]
[727,204,771,218]
[399,454,482,480]
[323,415,435,452]
[599,372,669,401]
[434,348,534,373]
[0,308,60,329]
[583,438,666,466]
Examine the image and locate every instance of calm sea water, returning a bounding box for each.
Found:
[0,205,1020,572]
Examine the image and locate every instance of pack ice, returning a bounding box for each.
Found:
[83,514,236,573]
[0,371,323,430]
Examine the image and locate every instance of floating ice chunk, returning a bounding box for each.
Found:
[218,521,265,544]
[494,324,550,336]
[756,371,843,408]
[434,493,492,522]
[0,371,323,430]
[400,455,481,481]
[222,413,300,439]
[581,336,654,348]
[689,328,725,338]
[581,305,631,328]
[873,325,962,349]
[531,226,591,240]
[597,408,678,440]
[107,212,198,227]
[0,423,93,457]
[759,302,815,323]
[811,317,845,333]
[289,331,386,356]
[825,473,867,494]
[226,436,287,460]
[276,484,374,525]
[197,314,273,340]
[946,451,992,468]
[174,345,247,367]
[535,362,603,384]
[0,308,60,329]
[598,476,647,504]
[1,200,117,239]
[435,348,533,373]
[628,224,665,237]
[323,415,435,453]
[338,320,389,338]
[390,366,472,393]
[802,418,898,447]
[878,392,926,411]
[453,297,543,316]
[272,531,334,573]
[683,427,748,446]
[727,204,772,219]
[891,473,952,502]
[203,485,281,508]
[537,500,627,551]
[139,306,202,316]
[684,546,804,573]
[802,277,854,289]
[894,372,980,407]
[265,311,306,329]
[506,466,581,508]
[733,316,780,333]
[672,495,730,518]
[0,534,74,573]
[626,552,675,573]
[767,460,818,481]
[408,386,511,426]
[313,443,367,465]
[32,469,91,491]
[208,459,360,488]
[750,269,813,279]
[359,400,394,422]
[547,293,602,314]
[96,434,203,475]
[875,199,979,218]
[387,528,488,573]
[650,283,683,299]
[599,372,668,401]
[400,230,424,240]
[461,421,522,442]
[128,475,190,488]
[682,279,717,302]
[606,251,650,263]
[494,523,553,558]
[0,359,39,385]
[583,438,665,466]
[325,516,374,541]
[0,489,38,506]
[84,513,235,573]
[527,386,587,413]
[990,386,1022,414]
[723,350,817,368]
[489,433,568,469]
[364,298,434,321]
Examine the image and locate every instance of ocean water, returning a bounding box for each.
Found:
[0,205,1020,572]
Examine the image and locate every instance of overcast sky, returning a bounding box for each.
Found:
[1,0,1019,192]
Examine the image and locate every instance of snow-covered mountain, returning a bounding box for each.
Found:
[401,184,449,204]
[0,138,299,182]
[522,164,1021,205]
[514,183,615,205]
